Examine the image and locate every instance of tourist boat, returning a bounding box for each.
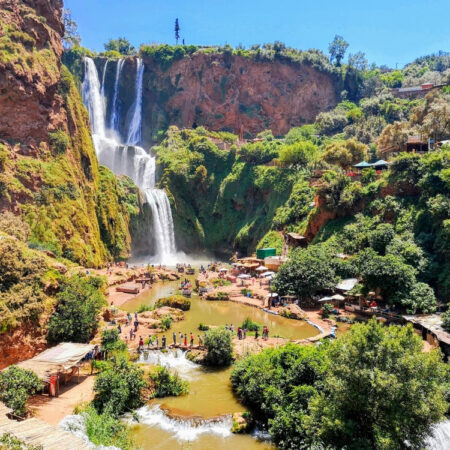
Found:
[182,289,191,297]
[186,268,195,275]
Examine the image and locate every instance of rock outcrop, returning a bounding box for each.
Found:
[95,53,339,145]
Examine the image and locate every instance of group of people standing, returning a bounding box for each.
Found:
[227,323,270,340]
[138,331,204,351]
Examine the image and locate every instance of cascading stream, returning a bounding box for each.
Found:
[82,56,177,263]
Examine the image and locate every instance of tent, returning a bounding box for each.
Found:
[371,159,390,169]
[353,161,372,168]
[336,278,358,291]
[261,271,275,277]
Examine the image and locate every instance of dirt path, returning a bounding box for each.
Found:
[29,373,95,425]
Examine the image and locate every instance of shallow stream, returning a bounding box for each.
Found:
[121,277,317,448]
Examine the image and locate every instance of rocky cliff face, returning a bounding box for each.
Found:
[96,53,339,145]
[0,0,144,266]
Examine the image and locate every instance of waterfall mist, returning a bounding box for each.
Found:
[82,56,177,264]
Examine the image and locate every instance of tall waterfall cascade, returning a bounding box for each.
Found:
[82,57,177,263]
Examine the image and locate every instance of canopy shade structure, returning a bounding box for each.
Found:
[237,274,251,279]
[261,271,275,277]
[353,161,372,168]
[15,343,95,382]
[371,159,390,168]
[336,278,358,291]
[219,268,228,272]
[318,296,334,302]
[332,294,345,301]
[255,266,268,271]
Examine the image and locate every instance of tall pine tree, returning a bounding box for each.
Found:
[175,18,180,45]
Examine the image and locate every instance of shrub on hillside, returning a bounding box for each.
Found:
[0,212,30,242]
[101,328,127,353]
[241,317,260,332]
[48,129,70,154]
[203,327,233,366]
[47,275,106,344]
[148,366,189,398]
[0,366,42,416]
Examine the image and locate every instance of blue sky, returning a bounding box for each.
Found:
[64,0,450,68]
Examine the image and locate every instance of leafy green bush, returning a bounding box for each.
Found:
[241,317,260,332]
[155,295,191,311]
[0,433,42,450]
[101,328,127,353]
[79,406,135,450]
[442,310,450,332]
[321,303,334,318]
[160,315,173,331]
[93,357,145,417]
[48,129,70,154]
[203,327,233,366]
[148,366,189,398]
[0,212,30,242]
[0,366,42,416]
[198,323,209,331]
[47,275,106,344]
[136,304,153,313]
[257,231,283,255]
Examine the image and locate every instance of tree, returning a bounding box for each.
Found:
[278,141,319,168]
[401,282,437,314]
[442,309,450,332]
[63,9,81,49]
[376,121,411,155]
[47,275,106,344]
[0,366,42,416]
[273,246,337,300]
[203,327,233,366]
[328,35,349,66]
[175,18,180,45]
[308,319,448,450]
[148,366,189,398]
[104,38,136,55]
[322,138,368,169]
[93,357,145,416]
[348,51,368,71]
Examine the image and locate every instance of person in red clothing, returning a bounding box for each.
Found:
[138,336,144,351]
[184,334,187,347]
[190,332,194,347]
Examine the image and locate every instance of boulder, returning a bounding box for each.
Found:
[280,303,306,320]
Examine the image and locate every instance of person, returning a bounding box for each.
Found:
[162,335,166,348]
[155,335,159,348]
[243,328,247,339]
[225,324,229,330]
[138,336,144,351]
[134,312,138,320]
[117,324,121,334]
[179,332,183,343]
[190,332,194,347]
[198,335,203,347]
[129,328,133,340]
[237,328,242,340]
[230,324,234,333]
[127,312,132,324]
[184,334,187,347]
[134,319,139,332]
[255,328,259,339]
[173,332,177,345]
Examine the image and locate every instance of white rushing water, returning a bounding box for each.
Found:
[139,349,199,378]
[426,420,450,450]
[82,57,177,264]
[132,405,233,441]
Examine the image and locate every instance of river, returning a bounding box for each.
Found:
[122,277,317,449]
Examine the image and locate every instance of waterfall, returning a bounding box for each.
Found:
[126,58,144,145]
[82,57,177,264]
[109,58,125,133]
[100,59,108,110]
[426,420,450,450]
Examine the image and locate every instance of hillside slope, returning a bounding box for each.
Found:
[0,0,145,266]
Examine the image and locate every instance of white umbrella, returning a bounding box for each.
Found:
[219,268,228,272]
[267,293,279,297]
[261,271,275,277]
[237,274,251,279]
[255,266,268,272]
[332,294,345,301]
